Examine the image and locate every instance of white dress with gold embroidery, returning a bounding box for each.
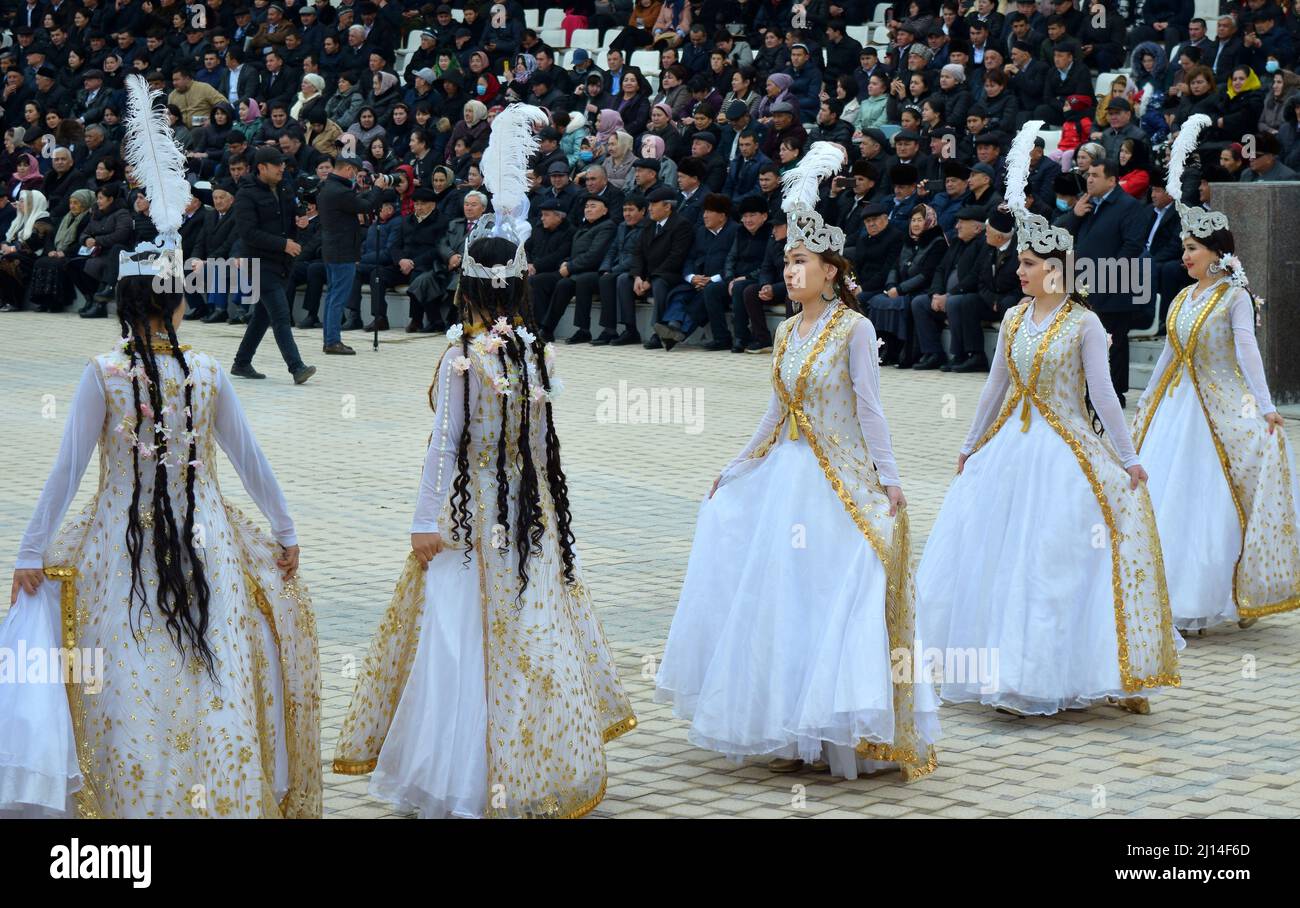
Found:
[0,348,320,818]
[655,303,940,782]
[917,300,1183,715]
[1133,279,1300,630]
[332,336,635,818]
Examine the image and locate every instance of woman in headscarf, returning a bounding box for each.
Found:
[509,53,538,95]
[347,106,388,147]
[445,99,489,163]
[431,49,463,81]
[1261,68,1300,135]
[0,188,52,310]
[186,102,236,180]
[234,98,264,144]
[561,110,590,168]
[604,130,637,189]
[386,102,415,157]
[371,71,402,124]
[27,187,91,311]
[8,153,44,198]
[755,72,794,120]
[593,109,624,155]
[427,164,457,232]
[292,73,328,123]
[390,163,416,216]
[643,102,684,160]
[638,133,678,188]
[1213,65,1265,142]
[1116,138,1151,198]
[466,51,500,106]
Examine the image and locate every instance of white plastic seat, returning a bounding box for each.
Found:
[570,28,599,50]
[542,9,566,31]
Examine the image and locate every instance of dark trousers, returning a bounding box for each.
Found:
[615,273,673,333]
[597,272,623,330]
[696,282,732,344]
[66,257,102,300]
[348,262,390,316]
[741,282,790,345]
[295,260,328,317]
[1098,309,1133,399]
[945,293,996,361]
[910,292,952,357]
[728,279,759,345]
[610,26,654,54]
[234,269,305,375]
[547,272,601,331]
[529,272,564,329]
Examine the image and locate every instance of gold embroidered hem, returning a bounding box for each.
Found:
[1134,283,1300,621]
[974,302,1180,694]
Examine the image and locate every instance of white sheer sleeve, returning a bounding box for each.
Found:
[847,318,901,487]
[213,365,298,547]
[1080,314,1140,468]
[15,362,107,570]
[1137,338,1175,410]
[410,349,478,534]
[960,309,1015,455]
[719,388,782,481]
[1228,289,1276,416]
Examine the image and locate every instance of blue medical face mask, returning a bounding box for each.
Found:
[578,150,594,163]
[1055,197,1070,211]
[1266,60,1280,73]
[476,84,487,96]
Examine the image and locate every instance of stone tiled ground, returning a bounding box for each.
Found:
[3,314,1298,819]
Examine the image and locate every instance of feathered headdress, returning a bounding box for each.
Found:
[780,141,848,254]
[1004,119,1072,255]
[463,103,551,286]
[119,74,191,279]
[1166,113,1230,241]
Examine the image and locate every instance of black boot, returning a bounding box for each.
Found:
[79,302,108,319]
[202,308,229,323]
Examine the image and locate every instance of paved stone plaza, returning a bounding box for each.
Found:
[2,315,1298,819]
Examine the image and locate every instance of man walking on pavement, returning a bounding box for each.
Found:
[231,145,317,383]
[316,155,389,354]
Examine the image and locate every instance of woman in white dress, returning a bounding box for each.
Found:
[654,142,940,782]
[1,264,320,818]
[0,76,320,819]
[917,121,1182,717]
[1132,114,1300,633]
[332,105,635,819]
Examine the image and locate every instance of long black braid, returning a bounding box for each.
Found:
[430,235,580,596]
[117,276,216,678]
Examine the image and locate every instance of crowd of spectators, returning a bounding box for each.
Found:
[0,0,1296,390]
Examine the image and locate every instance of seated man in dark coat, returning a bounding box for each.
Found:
[653,193,739,351]
[910,205,990,370]
[612,185,694,347]
[852,201,905,306]
[724,195,774,353]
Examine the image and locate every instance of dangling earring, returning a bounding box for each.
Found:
[819,290,837,303]
[1207,261,1223,275]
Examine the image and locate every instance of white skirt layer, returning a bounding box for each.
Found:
[654,438,940,779]
[0,583,81,818]
[1142,378,1242,630]
[369,550,487,819]
[917,410,1183,715]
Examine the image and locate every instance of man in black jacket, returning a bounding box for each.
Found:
[723,196,772,353]
[525,198,577,341]
[538,194,617,344]
[852,201,905,306]
[202,179,245,323]
[740,211,792,354]
[951,207,1020,372]
[910,205,989,370]
[1056,159,1150,404]
[613,185,694,347]
[1033,39,1092,126]
[231,146,316,384]
[387,187,442,332]
[178,193,215,319]
[592,195,648,346]
[315,154,389,352]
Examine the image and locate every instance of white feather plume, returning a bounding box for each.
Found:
[781,141,846,213]
[1166,113,1212,203]
[122,74,191,249]
[481,103,549,223]
[1004,118,1043,218]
